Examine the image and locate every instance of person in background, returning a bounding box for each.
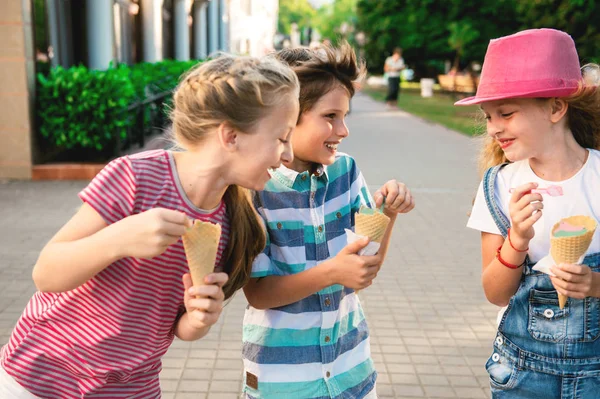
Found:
[384,47,405,109]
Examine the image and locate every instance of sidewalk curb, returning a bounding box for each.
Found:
[32,164,105,180]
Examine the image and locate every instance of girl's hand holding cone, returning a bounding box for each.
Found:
[548,216,598,308]
[374,179,414,215]
[182,272,228,330]
[114,208,193,259]
[550,263,598,300]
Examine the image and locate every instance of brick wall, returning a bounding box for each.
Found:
[0,1,35,179]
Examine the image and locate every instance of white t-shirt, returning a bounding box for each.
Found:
[385,56,405,78]
[468,149,600,263]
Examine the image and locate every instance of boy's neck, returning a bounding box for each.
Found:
[284,159,321,175]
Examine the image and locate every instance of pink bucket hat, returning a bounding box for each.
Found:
[455,28,582,106]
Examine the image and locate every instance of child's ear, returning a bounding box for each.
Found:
[217,121,238,151]
[550,98,568,123]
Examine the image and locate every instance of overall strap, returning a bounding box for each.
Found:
[483,163,510,237]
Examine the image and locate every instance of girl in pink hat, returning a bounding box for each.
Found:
[460,29,600,398]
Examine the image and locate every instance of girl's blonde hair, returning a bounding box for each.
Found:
[478,64,600,175]
[170,55,299,299]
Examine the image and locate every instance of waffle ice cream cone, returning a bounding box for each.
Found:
[550,215,597,309]
[182,220,222,287]
[355,206,391,243]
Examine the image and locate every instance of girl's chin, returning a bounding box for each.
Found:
[503,151,525,163]
[238,172,270,191]
[249,179,268,191]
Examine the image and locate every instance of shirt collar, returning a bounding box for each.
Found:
[272,163,329,188]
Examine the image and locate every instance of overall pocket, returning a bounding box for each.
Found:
[527,289,569,342]
[485,350,519,390]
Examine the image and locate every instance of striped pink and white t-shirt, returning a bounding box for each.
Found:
[0,150,230,398]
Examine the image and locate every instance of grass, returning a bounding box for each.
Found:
[363,86,484,137]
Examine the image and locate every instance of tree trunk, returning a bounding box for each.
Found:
[452,51,460,93]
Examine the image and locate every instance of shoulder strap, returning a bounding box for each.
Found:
[482,163,510,237]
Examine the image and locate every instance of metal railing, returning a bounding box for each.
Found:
[121,83,173,152]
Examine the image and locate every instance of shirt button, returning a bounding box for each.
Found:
[324,298,331,306]
[318,225,323,232]
[495,336,503,346]
[324,336,330,343]
[276,222,282,229]
[336,212,342,219]
[544,309,555,319]
[492,353,500,362]
[326,371,331,378]
[301,174,307,181]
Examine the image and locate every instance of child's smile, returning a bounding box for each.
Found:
[325,141,340,153]
[497,137,515,150]
[287,87,350,172]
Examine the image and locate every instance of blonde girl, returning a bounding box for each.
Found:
[462,29,600,398]
[0,55,299,398]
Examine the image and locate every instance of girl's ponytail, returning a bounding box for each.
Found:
[220,185,265,299]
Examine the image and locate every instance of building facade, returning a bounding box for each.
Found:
[229,0,278,57]
[0,0,278,179]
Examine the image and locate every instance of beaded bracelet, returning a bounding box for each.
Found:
[496,245,524,269]
[507,228,529,252]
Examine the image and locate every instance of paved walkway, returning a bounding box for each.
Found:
[0,93,496,398]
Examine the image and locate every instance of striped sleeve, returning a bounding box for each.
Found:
[78,156,137,224]
[348,157,374,215]
[250,231,280,278]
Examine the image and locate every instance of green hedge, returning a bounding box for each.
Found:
[36,60,201,153]
[130,59,200,98]
[37,65,136,151]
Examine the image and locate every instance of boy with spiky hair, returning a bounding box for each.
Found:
[242,43,415,399]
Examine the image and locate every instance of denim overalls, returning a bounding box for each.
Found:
[482,164,600,398]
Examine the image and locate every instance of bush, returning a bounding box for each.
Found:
[36,60,202,159]
[130,59,201,99]
[128,60,201,132]
[37,65,136,151]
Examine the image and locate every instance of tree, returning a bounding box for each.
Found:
[313,0,358,45]
[356,0,460,77]
[447,20,479,72]
[356,0,599,78]
[278,0,316,35]
[515,0,599,63]
[355,0,521,77]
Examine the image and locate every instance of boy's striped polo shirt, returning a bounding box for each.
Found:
[242,153,377,399]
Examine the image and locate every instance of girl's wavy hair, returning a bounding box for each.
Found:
[273,41,366,120]
[478,63,600,175]
[170,55,299,299]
